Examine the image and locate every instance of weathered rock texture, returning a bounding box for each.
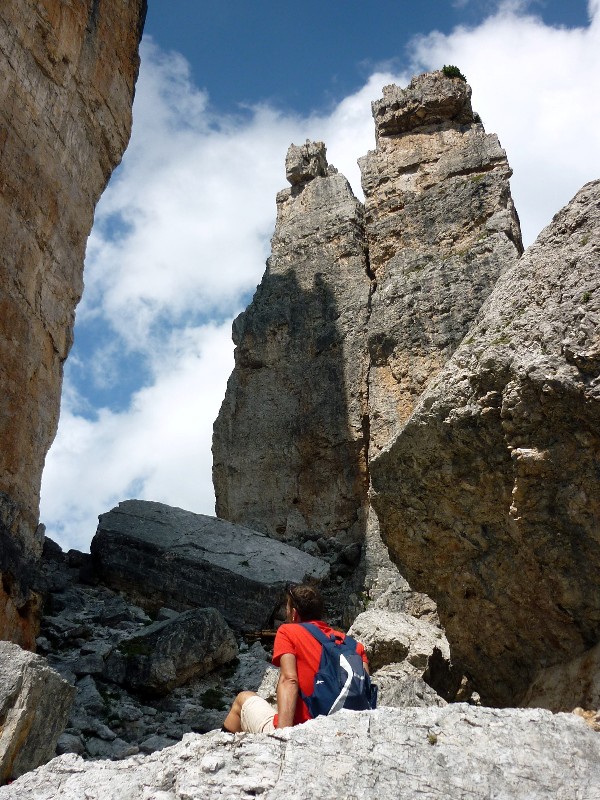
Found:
[348,608,449,673]
[372,179,600,706]
[107,608,238,696]
[3,706,599,799]
[522,640,600,713]
[213,73,522,560]
[91,500,328,630]
[213,140,371,543]
[0,0,146,647]
[0,640,75,783]
[361,72,522,454]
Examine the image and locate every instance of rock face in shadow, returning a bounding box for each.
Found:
[91,500,329,631]
[371,180,600,706]
[0,641,75,783]
[361,72,523,455]
[522,640,600,713]
[213,141,371,543]
[0,0,147,647]
[4,706,600,799]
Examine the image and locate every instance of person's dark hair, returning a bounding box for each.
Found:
[286,584,324,622]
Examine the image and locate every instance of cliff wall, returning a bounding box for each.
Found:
[0,0,146,647]
[372,179,600,705]
[213,72,522,550]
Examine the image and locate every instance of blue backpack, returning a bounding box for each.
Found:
[299,623,378,717]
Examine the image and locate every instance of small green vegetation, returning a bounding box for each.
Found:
[473,112,482,124]
[201,688,227,711]
[442,65,467,81]
[581,291,591,303]
[427,732,438,745]
[470,174,485,184]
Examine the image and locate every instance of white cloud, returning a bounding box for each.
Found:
[41,322,234,551]
[40,7,600,550]
[409,0,600,244]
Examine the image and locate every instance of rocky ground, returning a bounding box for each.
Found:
[3,706,599,800]
[37,539,277,761]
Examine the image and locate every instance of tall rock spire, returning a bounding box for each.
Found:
[213,141,372,545]
[361,71,523,455]
[214,72,522,555]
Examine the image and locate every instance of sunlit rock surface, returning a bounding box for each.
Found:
[372,179,600,706]
[2,706,599,799]
[0,0,146,647]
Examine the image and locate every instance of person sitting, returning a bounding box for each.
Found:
[222,583,369,733]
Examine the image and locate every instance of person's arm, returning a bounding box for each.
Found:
[276,652,299,728]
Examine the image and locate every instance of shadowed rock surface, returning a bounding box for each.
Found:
[91,500,329,630]
[0,0,146,648]
[2,706,599,799]
[0,641,75,783]
[522,640,600,713]
[213,141,371,544]
[372,179,600,706]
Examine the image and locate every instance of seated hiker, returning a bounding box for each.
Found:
[222,583,374,733]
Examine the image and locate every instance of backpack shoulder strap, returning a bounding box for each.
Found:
[298,622,337,647]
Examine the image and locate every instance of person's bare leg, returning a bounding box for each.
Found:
[222,691,257,732]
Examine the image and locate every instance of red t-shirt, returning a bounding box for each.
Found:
[272,620,368,727]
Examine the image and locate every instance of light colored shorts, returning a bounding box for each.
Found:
[240,695,276,733]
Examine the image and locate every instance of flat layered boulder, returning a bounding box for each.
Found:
[3,706,600,798]
[91,500,329,630]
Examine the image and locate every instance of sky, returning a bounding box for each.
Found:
[39,0,600,552]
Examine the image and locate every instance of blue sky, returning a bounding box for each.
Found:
[144,1,590,113]
[40,0,600,551]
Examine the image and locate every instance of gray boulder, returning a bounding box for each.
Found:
[348,608,456,706]
[107,608,238,695]
[0,641,75,783]
[91,500,328,630]
[372,179,600,706]
[348,608,450,673]
[3,706,599,799]
[372,662,448,708]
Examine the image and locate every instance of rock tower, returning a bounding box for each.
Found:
[213,71,523,551]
